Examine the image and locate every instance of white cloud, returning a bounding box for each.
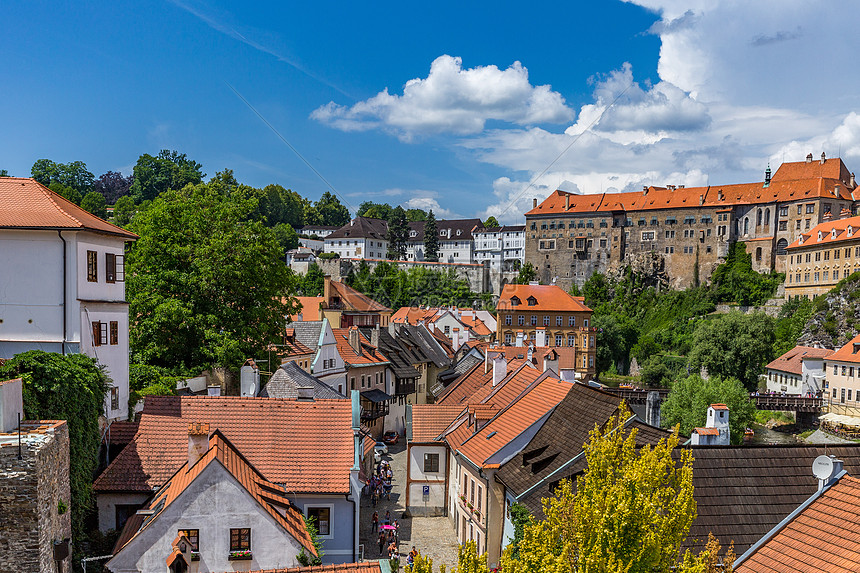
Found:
[311,55,573,140]
[402,195,460,219]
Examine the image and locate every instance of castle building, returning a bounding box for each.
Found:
[524,155,857,291]
[785,213,860,299]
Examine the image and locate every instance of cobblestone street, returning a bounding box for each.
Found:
[360,440,459,569]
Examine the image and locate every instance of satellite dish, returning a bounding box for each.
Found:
[812,455,834,480]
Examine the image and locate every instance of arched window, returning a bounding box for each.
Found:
[756,247,762,262]
[744,217,749,235]
[764,209,770,226]
[757,209,762,227]
[776,238,788,255]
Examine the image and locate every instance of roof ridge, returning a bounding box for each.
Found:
[36,179,85,228]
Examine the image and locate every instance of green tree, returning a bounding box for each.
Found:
[129,150,204,203]
[357,201,394,221]
[661,374,756,445]
[126,180,298,371]
[501,407,698,573]
[406,208,428,222]
[31,159,94,195]
[424,210,439,262]
[387,205,409,260]
[773,297,814,357]
[273,222,299,255]
[256,184,305,228]
[48,181,82,205]
[0,168,9,176]
[0,351,109,548]
[639,356,677,388]
[315,191,350,226]
[592,313,637,374]
[687,312,775,390]
[483,215,500,228]
[80,191,108,219]
[112,195,137,227]
[710,242,783,306]
[299,263,326,296]
[516,262,537,284]
[296,514,324,565]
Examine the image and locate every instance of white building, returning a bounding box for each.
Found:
[298,225,340,238]
[406,219,482,264]
[473,225,526,271]
[324,217,388,260]
[0,177,137,421]
[822,333,860,406]
[765,345,832,396]
[691,404,730,446]
[106,427,316,573]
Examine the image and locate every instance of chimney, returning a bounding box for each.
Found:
[492,353,507,387]
[371,324,380,348]
[718,190,724,201]
[535,328,546,348]
[515,331,524,347]
[348,326,362,355]
[642,186,649,196]
[187,423,210,467]
[527,343,534,362]
[206,385,221,396]
[806,153,813,163]
[533,198,537,208]
[542,350,559,376]
[0,378,24,433]
[821,152,826,164]
[323,276,332,303]
[834,184,841,198]
[452,328,461,351]
[851,172,856,188]
[699,194,704,205]
[646,391,661,427]
[297,386,315,401]
[564,194,570,211]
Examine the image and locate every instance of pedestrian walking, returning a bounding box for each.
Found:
[384,510,391,524]
[371,510,379,532]
[378,532,385,555]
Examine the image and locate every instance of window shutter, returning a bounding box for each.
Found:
[92,322,102,347]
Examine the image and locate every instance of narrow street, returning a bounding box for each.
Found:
[360,440,459,569]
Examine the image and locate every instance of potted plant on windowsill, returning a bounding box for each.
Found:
[229,550,252,560]
[190,552,200,561]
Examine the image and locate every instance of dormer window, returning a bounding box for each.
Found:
[457,230,461,236]
[832,229,838,239]
[510,296,521,307]
[410,230,417,237]
[818,231,823,240]
[527,296,537,306]
[849,226,854,237]
[440,231,445,236]
[854,343,860,354]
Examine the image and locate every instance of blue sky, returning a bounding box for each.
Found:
[4,1,860,223]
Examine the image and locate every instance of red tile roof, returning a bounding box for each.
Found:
[787,214,860,249]
[94,396,355,494]
[497,284,592,312]
[327,281,391,313]
[293,297,325,321]
[526,159,855,218]
[825,333,860,365]
[410,404,467,442]
[332,328,390,367]
[391,307,439,324]
[0,177,138,239]
[458,315,492,337]
[113,431,316,557]
[106,421,139,447]
[501,346,579,370]
[736,475,860,573]
[766,346,834,376]
[693,427,720,436]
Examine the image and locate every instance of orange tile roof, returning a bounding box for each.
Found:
[736,475,860,573]
[240,562,382,573]
[331,328,390,367]
[787,214,860,249]
[410,404,467,442]
[526,159,856,218]
[292,297,325,321]
[711,403,729,410]
[501,346,579,370]
[766,346,834,376]
[391,307,439,324]
[497,284,592,312]
[114,431,316,557]
[94,396,355,494]
[825,333,860,365]
[693,427,720,436]
[435,360,493,405]
[459,315,492,337]
[0,177,138,239]
[448,374,572,468]
[328,281,391,313]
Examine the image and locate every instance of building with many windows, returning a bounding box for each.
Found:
[495,283,596,381]
[765,345,832,395]
[473,225,525,271]
[823,333,860,407]
[0,177,138,422]
[406,219,482,264]
[524,155,858,291]
[785,213,860,299]
[323,217,388,260]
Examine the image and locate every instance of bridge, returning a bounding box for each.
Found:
[602,388,825,414]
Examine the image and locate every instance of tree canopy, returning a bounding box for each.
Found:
[81,191,108,219]
[424,210,439,262]
[687,312,775,391]
[386,206,409,260]
[710,242,783,306]
[347,261,483,309]
[483,215,500,228]
[129,150,205,203]
[315,191,350,226]
[93,170,133,203]
[31,159,95,195]
[126,177,298,371]
[661,374,756,445]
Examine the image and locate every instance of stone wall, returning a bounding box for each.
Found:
[317,258,497,294]
[0,421,71,573]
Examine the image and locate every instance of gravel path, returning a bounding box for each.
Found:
[803,429,854,444]
[359,441,459,569]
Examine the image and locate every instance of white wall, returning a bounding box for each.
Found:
[97,493,152,532]
[324,238,388,260]
[107,462,306,573]
[81,302,130,420]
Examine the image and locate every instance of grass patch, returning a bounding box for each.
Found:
[797,429,814,440]
[753,410,794,425]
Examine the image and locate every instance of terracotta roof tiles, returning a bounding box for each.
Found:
[0,177,138,239]
[497,284,592,312]
[332,328,390,367]
[766,346,834,375]
[410,404,467,442]
[825,333,860,365]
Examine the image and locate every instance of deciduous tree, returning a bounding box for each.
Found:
[31,159,95,195]
[661,374,755,445]
[129,150,204,203]
[93,171,133,203]
[81,191,108,219]
[126,180,298,371]
[112,195,137,227]
[315,191,350,226]
[483,215,500,228]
